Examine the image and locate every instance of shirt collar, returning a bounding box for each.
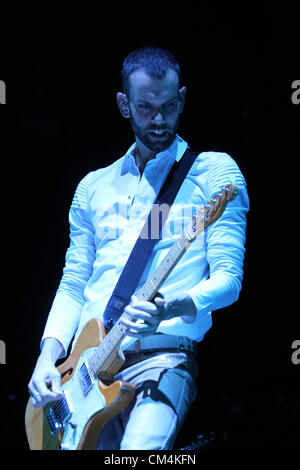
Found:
[121,134,188,176]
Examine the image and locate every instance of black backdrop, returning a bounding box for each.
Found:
[0,3,299,451]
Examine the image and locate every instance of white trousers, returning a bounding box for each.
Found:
[96,351,198,450]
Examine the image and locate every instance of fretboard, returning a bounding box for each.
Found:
[88,231,192,377]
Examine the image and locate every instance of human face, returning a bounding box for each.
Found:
[118,69,186,154]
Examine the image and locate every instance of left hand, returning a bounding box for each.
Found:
[120,293,197,338]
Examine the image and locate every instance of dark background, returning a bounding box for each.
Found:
[0,3,299,451]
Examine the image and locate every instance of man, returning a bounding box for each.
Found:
[28,46,249,450]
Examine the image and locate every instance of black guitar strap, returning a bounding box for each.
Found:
[103,147,199,330]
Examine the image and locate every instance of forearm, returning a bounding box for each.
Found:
[157,272,239,325]
[186,270,242,319]
[41,292,83,358]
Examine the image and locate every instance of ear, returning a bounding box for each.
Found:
[178,86,187,114]
[116,92,131,119]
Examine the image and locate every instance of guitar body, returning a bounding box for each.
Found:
[25,318,135,450]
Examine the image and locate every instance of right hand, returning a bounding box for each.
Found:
[28,356,63,408]
[28,338,64,408]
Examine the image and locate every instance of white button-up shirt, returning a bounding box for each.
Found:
[41,135,249,356]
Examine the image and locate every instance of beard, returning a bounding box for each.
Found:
[129,114,180,154]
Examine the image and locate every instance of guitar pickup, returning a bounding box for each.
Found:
[78,361,94,397]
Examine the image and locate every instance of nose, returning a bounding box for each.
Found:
[152,111,165,125]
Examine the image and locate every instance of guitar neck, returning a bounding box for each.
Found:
[136,232,191,302]
[86,183,237,378]
[88,231,192,377]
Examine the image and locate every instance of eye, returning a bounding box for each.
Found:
[138,103,152,111]
[165,100,177,111]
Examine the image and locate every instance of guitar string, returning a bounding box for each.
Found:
[88,212,210,375]
[88,238,189,375]
[90,239,192,374]
[51,397,68,420]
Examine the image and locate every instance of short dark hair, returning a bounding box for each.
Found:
[121,46,181,97]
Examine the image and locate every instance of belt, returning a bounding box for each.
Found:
[124,333,197,355]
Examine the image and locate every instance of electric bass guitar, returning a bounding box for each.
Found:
[25,184,238,450]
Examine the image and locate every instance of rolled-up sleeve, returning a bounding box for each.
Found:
[41,174,96,357]
[186,152,249,320]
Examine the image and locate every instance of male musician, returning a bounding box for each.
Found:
[28,46,249,450]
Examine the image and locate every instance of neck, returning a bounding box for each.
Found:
[134,140,156,176]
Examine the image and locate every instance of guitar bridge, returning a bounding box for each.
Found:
[47,392,72,435]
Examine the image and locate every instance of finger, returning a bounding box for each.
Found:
[36,376,60,397]
[124,329,156,339]
[30,375,62,407]
[28,380,45,405]
[30,394,41,408]
[121,315,159,336]
[30,387,62,408]
[121,316,155,330]
[28,384,49,408]
[48,372,63,396]
[154,297,165,307]
[130,296,159,314]
[124,310,160,331]
[28,382,40,406]
[125,304,159,320]
[122,321,157,338]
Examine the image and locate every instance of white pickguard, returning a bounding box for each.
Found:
[55,348,106,450]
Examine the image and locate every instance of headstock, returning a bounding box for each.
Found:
[184,184,238,241]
